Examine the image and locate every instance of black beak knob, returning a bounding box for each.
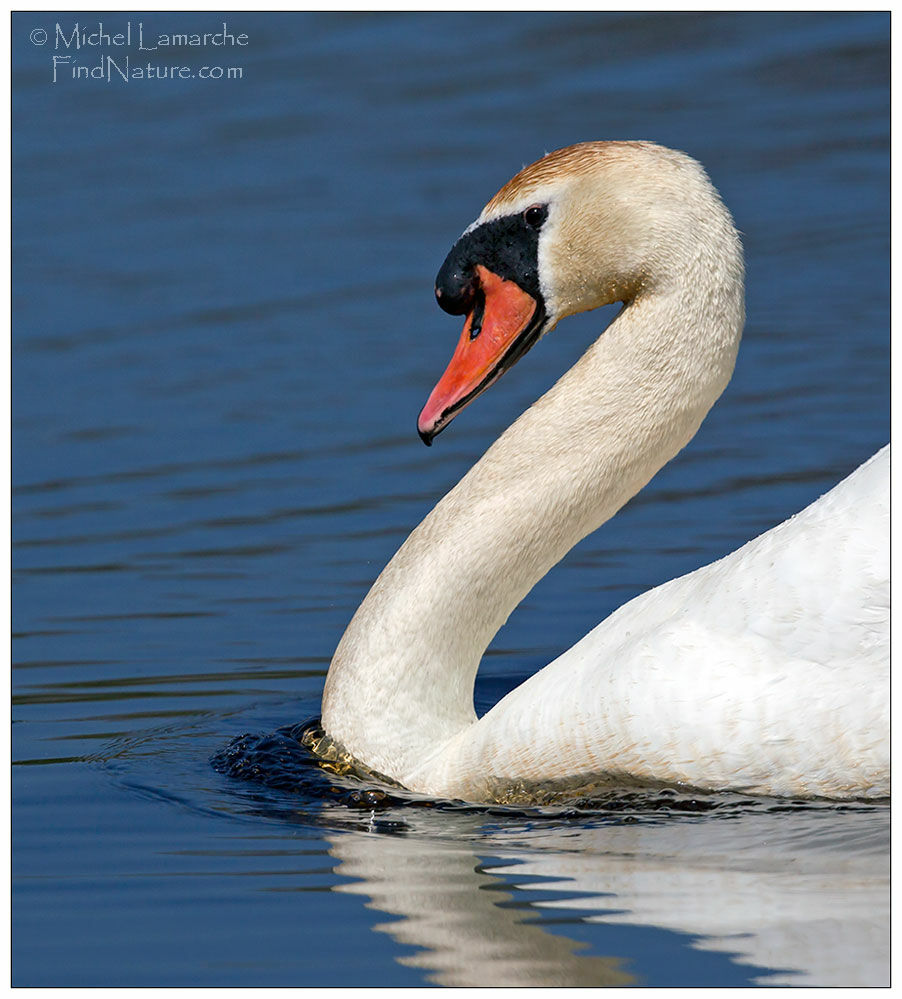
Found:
[435,242,477,316]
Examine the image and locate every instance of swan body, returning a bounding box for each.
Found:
[321,141,889,802]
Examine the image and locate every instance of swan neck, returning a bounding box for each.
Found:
[322,266,743,783]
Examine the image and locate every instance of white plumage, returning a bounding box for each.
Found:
[321,141,889,802]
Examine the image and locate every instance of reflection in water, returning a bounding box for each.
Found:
[210,722,889,986]
[326,804,888,987]
[331,831,634,987]
[13,10,889,987]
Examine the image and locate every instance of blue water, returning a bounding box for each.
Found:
[13,12,889,987]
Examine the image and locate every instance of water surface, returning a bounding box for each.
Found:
[13,12,889,986]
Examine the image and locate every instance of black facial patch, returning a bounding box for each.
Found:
[434,205,548,317]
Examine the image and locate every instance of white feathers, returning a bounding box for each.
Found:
[321,143,888,802]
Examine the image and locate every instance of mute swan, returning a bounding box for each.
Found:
[320,141,889,803]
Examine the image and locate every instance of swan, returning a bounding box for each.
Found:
[320,141,889,803]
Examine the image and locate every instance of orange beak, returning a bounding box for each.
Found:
[418,265,540,444]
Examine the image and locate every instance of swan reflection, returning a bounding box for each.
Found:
[327,803,888,986]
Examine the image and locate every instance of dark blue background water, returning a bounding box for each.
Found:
[13,12,889,986]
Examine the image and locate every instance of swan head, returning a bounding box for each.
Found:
[418,141,743,444]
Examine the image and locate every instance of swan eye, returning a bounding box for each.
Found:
[523,204,547,229]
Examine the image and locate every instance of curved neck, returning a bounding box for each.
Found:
[322,274,743,783]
